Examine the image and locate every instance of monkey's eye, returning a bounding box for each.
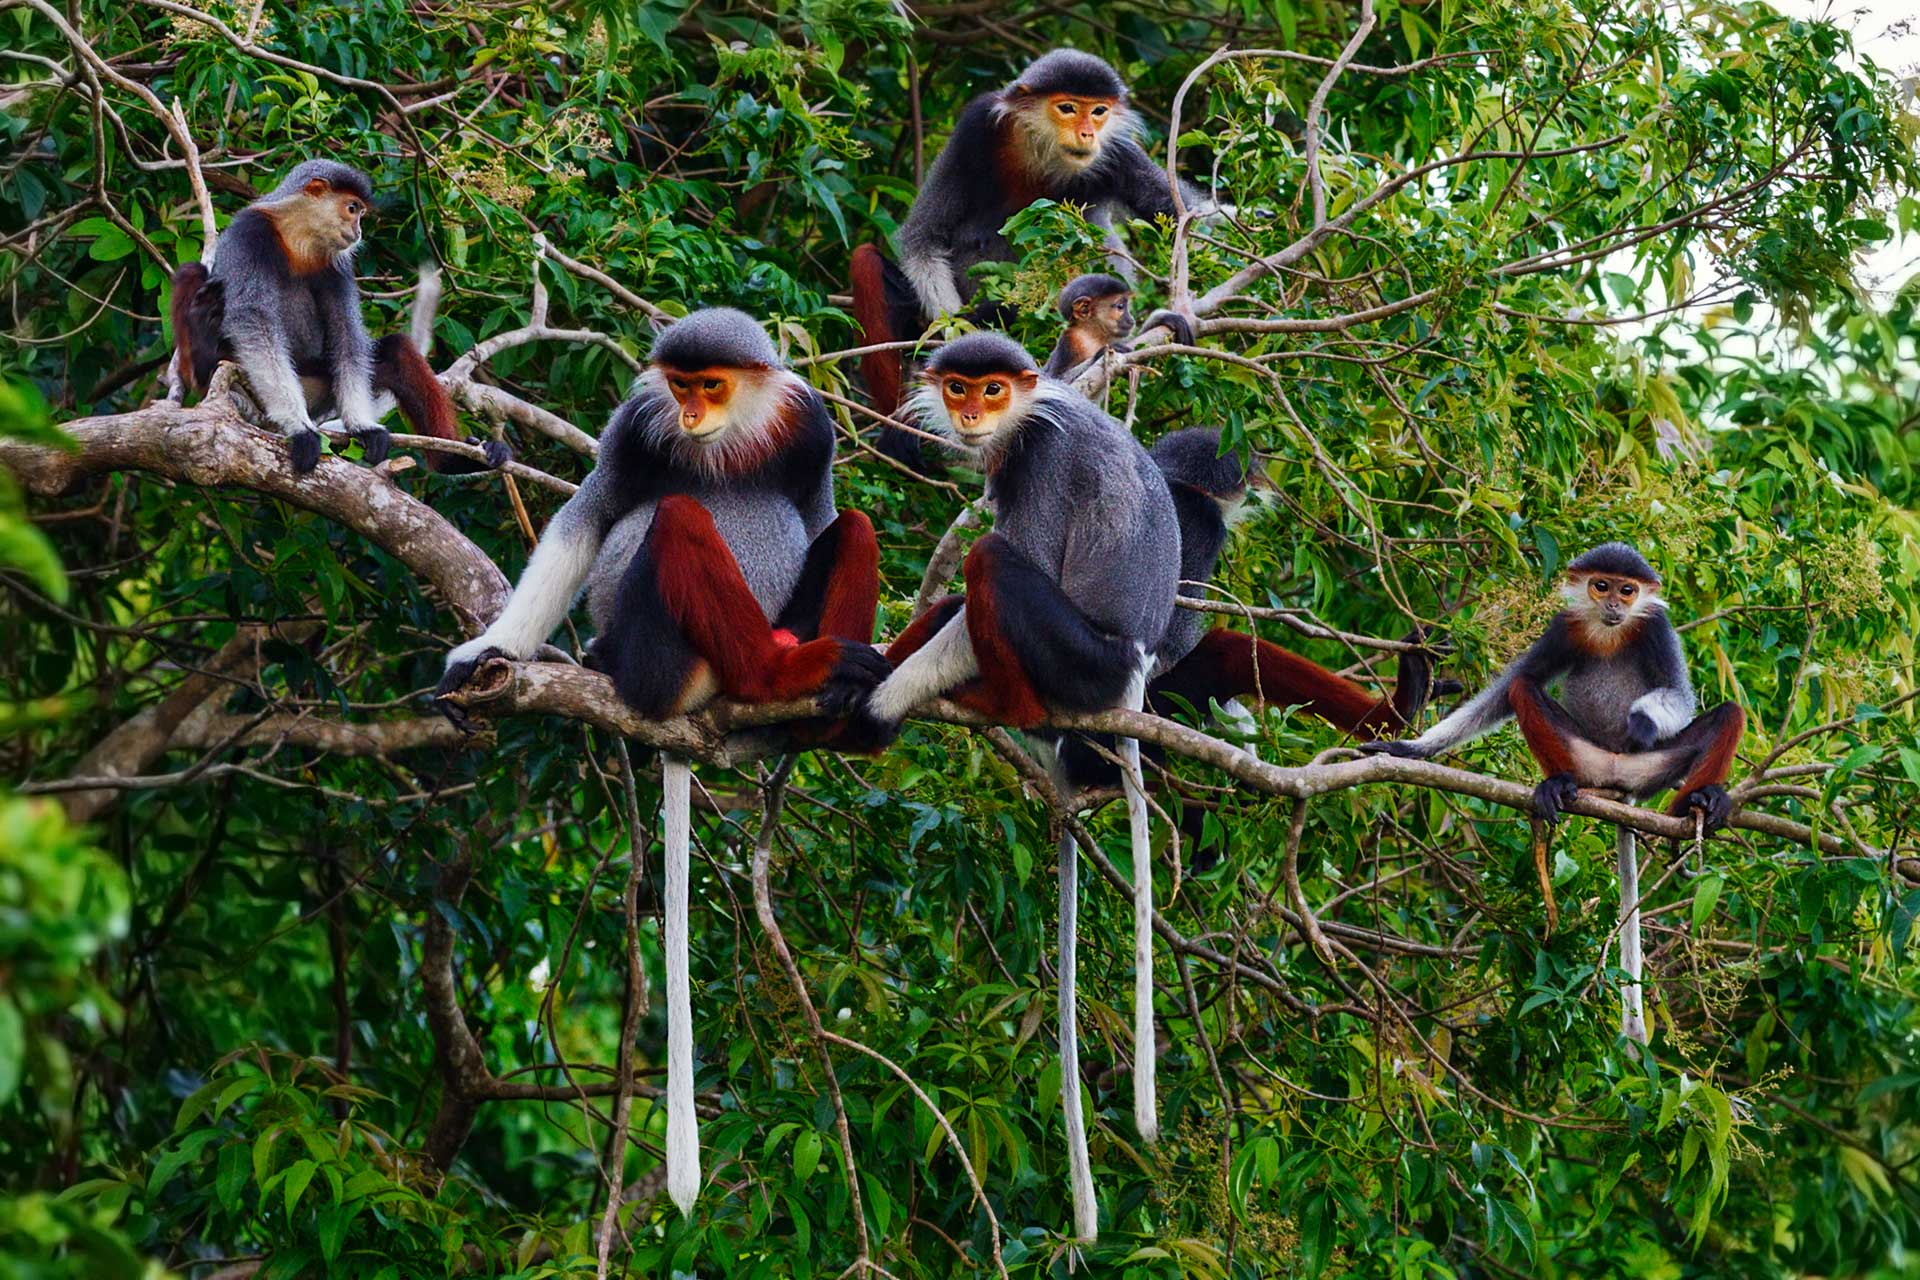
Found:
[1056,102,1077,116]
[1619,583,1636,597]
[984,381,1004,396]
[1591,579,1610,593]
[1091,104,1110,118]
[947,381,966,397]
[346,201,363,215]
[703,379,723,393]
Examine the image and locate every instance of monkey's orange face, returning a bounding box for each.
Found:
[1044,95,1119,165]
[1567,573,1659,630]
[665,368,742,436]
[931,370,1040,445]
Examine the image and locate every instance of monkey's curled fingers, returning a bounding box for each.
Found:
[1143,308,1196,347]
[1677,783,1734,833]
[289,428,325,474]
[350,426,392,466]
[815,642,894,718]
[1531,773,1581,824]
[1624,711,1660,753]
[435,644,510,733]
[1358,739,1426,758]
[474,438,513,469]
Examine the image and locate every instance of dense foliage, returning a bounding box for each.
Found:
[2,0,1918,1275]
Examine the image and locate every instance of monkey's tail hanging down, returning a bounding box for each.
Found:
[1120,666,1158,1144]
[1055,821,1098,1241]
[1616,822,1648,1045]
[662,755,701,1214]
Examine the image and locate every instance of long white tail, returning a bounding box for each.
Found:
[1616,825,1647,1044]
[411,263,442,356]
[663,756,700,1213]
[1056,826,1098,1240]
[1120,668,1157,1143]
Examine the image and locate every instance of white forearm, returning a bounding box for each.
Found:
[449,525,599,663]
[902,251,964,319]
[1410,676,1513,756]
[869,608,978,723]
[240,344,315,434]
[1630,686,1694,739]
[334,353,377,430]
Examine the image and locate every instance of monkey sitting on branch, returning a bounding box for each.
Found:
[1364,542,1746,1042]
[850,49,1208,463]
[435,307,888,1216]
[170,159,510,477]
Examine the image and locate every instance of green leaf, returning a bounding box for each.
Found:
[793,1129,821,1183]
[1691,873,1724,930]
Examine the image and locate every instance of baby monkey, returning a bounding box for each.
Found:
[1041,273,1195,378]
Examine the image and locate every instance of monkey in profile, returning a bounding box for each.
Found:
[1042,273,1135,377]
[1365,542,1745,830]
[170,160,510,476]
[851,49,1210,461]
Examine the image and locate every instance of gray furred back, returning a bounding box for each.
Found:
[992,388,1178,650]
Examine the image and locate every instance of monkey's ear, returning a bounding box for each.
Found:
[303,178,332,198]
[1015,370,1041,391]
[1071,298,1093,321]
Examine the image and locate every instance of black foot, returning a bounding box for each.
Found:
[1358,739,1426,758]
[1678,783,1734,833]
[1624,710,1659,752]
[289,428,323,474]
[474,437,512,469]
[1532,773,1580,823]
[350,426,391,466]
[816,642,893,717]
[580,639,608,674]
[434,645,508,732]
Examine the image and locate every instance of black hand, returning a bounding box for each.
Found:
[289,428,324,474]
[1143,309,1194,346]
[352,426,391,466]
[1624,711,1659,753]
[1531,773,1580,823]
[1358,739,1426,758]
[473,437,513,469]
[434,646,507,731]
[816,643,893,717]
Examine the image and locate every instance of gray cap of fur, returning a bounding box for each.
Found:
[265,159,373,202]
[650,307,783,370]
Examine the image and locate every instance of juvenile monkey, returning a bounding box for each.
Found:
[863,332,1179,1240]
[170,160,509,476]
[851,49,1211,460]
[1041,273,1134,377]
[436,308,886,1214]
